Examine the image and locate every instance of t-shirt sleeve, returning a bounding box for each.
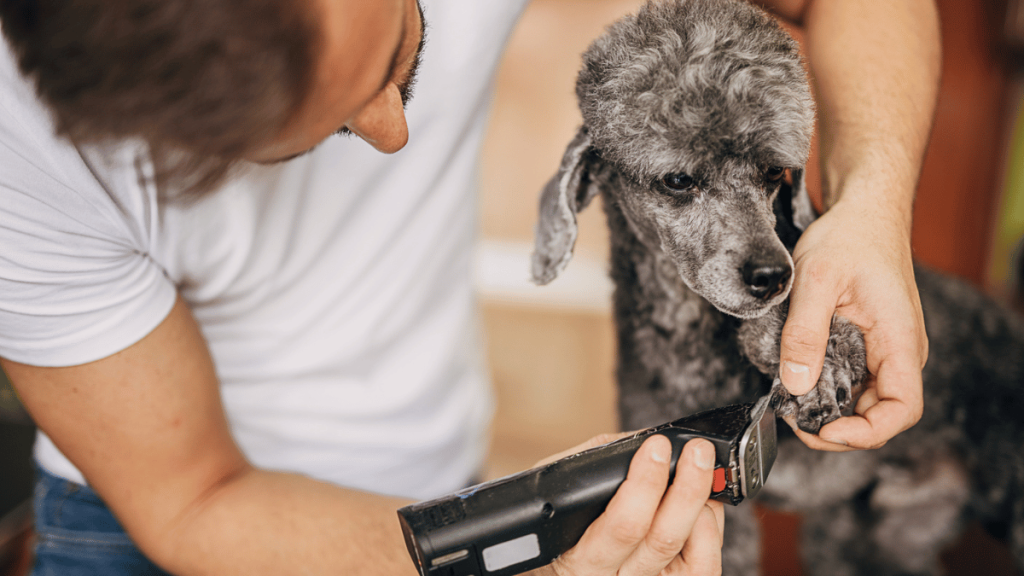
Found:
[0,151,177,368]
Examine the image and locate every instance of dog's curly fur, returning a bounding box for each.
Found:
[531,1,1024,574]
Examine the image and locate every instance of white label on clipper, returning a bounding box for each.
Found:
[482,533,541,572]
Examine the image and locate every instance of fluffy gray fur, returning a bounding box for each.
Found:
[531,1,1024,574]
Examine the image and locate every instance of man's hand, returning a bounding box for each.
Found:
[779,198,928,451]
[761,0,940,452]
[533,436,724,576]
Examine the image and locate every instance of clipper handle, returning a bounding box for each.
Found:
[398,427,739,576]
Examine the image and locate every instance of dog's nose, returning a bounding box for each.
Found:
[741,262,791,300]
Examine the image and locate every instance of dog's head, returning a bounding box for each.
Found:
[532,0,815,319]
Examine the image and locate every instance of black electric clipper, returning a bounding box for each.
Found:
[397,392,777,576]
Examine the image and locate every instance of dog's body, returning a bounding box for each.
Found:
[531,1,1024,574]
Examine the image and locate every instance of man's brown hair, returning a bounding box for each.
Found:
[0,0,318,196]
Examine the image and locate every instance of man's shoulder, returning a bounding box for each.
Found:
[2,45,153,247]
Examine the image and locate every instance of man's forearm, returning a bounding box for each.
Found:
[753,0,936,450]
[5,302,421,576]
[802,0,941,215]
[157,467,418,576]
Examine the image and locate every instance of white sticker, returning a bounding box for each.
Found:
[482,534,541,572]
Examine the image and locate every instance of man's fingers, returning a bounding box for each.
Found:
[854,387,880,414]
[817,398,914,450]
[678,505,724,576]
[560,435,672,573]
[782,415,857,452]
[707,501,725,544]
[787,369,920,452]
[816,353,923,449]
[779,264,836,396]
[868,342,925,427]
[555,438,724,576]
[618,439,716,575]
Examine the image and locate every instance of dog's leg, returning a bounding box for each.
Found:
[800,450,970,576]
[757,436,878,512]
[722,504,761,576]
[1013,490,1024,575]
[799,502,865,576]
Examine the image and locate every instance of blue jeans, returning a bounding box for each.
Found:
[31,464,172,576]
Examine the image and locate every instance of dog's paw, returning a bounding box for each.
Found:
[772,381,846,434]
[773,317,868,434]
[738,307,868,435]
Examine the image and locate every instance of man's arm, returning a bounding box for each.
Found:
[757,0,940,450]
[3,296,417,576]
[5,295,725,575]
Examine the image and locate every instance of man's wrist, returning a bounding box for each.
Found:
[823,164,917,234]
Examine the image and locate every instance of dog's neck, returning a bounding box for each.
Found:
[601,191,761,427]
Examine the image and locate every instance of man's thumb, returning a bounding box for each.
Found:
[779,292,834,396]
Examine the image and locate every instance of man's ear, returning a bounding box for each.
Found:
[531,127,600,285]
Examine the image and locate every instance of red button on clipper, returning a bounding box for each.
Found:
[712,467,726,493]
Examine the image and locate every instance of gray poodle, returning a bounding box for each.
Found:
[531,0,1024,574]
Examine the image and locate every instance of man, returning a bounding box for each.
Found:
[0,0,938,575]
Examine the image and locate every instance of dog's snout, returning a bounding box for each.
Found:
[742,262,791,300]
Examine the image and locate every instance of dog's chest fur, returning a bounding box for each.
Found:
[602,191,764,430]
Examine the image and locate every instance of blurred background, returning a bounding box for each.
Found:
[3,0,1024,574]
[475,0,1024,575]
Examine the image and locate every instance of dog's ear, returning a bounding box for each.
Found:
[774,167,819,251]
[531,127,600,285]
[788,168,817,232]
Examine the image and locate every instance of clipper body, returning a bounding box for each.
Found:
[398,398,777,576]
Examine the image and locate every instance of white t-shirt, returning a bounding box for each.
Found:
[0,0,529,500]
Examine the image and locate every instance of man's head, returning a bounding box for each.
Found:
[0,0,424,194]
[256,0,425,162]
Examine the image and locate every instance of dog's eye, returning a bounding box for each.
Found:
[661,173,696,192]
[765,166,786,183]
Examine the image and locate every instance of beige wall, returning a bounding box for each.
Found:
[478,0,644,479]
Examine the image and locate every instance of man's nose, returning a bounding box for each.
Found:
[345,83,409,154]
